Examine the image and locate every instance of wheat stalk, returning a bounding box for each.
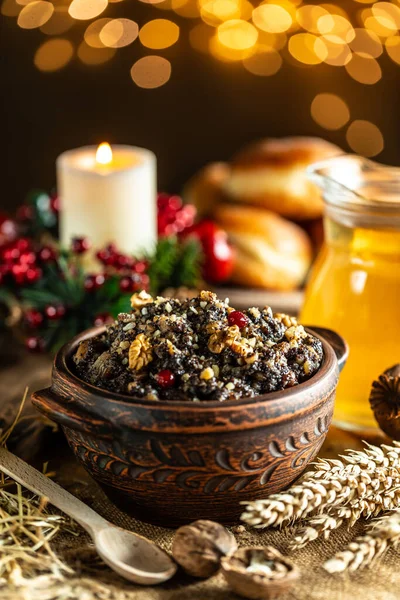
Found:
[323,510,400,573]
[241,442,400,529]
[291,486,400,549]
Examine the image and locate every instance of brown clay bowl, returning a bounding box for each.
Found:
[32,325,348,527]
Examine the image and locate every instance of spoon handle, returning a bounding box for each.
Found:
[0,447,107,536]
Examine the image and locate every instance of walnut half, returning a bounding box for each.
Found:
[221,546,299,600]
[128,334,153,370]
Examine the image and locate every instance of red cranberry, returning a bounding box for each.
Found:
[84,273,105,291]
[156,370,175,389]
[119,274,142,293]
[25,309,44,328]
[16,238,31,252]
[11,263,28,284]
[228,311,248,329]
[17,205,33,222]
[71,237,91,254]
[39,246,57,262]
[45,305,66,320]
[25,336,45,352]
[133,260,148,274]
[140,273,150,290]
[3,247,20,263]
[119,276,133,292]
[94,312,113,327]
[25,267,42,284]
[19,251,36,265]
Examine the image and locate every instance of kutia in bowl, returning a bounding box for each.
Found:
[32,290,348,526]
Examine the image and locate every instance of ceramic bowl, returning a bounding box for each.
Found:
[32,326,347,526]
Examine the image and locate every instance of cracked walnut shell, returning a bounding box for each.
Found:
[221,546,299,600]
[172,519,237,578]
[128,334,153,371]
[370,364,400,440]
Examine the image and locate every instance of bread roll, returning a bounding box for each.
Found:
[182,162,230,217]
[223,137,342,220]
[214,203,312,291]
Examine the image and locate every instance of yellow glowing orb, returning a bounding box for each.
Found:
[288,33,327,64]
[311,93,350,130]
[349,28,383,58]
[217,19,258,50]
[243,45,282,75]
[100,18,139,48]
[18,1,54,29]
[40,6,74,35]
[139,19,179,49]
[252,4,292,34]
[130,56,172,88]
[346,120,384,157]
[84,18,113,48]
[77,41,116,64]
[345,52,382,84]
[386,35,400,64]
[69,0,108,21]
[34,38,74,71]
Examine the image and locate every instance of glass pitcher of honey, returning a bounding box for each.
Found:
[301,155,400,431]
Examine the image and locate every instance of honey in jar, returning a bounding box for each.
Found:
[300,155,400,431]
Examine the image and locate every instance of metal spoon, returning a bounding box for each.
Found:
[0,447,177,585]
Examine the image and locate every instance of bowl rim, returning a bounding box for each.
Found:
[54,325,338,410]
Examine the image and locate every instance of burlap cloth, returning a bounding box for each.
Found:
[1,334,399,600]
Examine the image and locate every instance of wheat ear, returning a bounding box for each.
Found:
[323,510,400,573]
[241,442,400,529]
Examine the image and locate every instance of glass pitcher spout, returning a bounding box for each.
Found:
[307,155,400,228]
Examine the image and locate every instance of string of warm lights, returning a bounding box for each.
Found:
[3,0,399,155]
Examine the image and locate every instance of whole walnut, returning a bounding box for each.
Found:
[172,519,237,578]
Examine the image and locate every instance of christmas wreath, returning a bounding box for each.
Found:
[0,191,234,353]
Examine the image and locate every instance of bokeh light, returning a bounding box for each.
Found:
[200,0,241,27]
[17,1,54,29]
[386,35,400,64]
[372,2,400,29]
[100,18,138,48]
[242,45,282,75]
[139,19,179,49]
[349,28,383,57]
[77,40,116,64]
[130,56,172,88]
[1,0,22,16]
[296,5,329,34]
[41,6,74,35]
[217,19,258,50]
[317,14,355,43]
[318,35,352,66]
[84,17,113,48]
[311,93,350,130]
[346,120,384,156]
[69,0,108,21]
[252,4,292,34]
[34,38,74,71]
[345,52,382,84]
[189,23,213,52]
[288,33,327,64]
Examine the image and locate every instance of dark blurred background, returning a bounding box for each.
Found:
[1,1,400,213]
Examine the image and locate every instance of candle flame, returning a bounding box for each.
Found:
[96,142,113,165]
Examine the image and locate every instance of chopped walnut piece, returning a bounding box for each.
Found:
[200,367,215,380]
[274,313,298,328]
[130,290,153,310]
[128,334,153,370]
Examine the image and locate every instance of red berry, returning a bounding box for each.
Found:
[3,247,20,263]
[25,267,42,284]
[84,273,105,291]
[45,305,66,320]
[94,312,112,327]
[11,263,28,284]
[119,276,133,292]
[39,246,57,262]
[72,237,91,254]
[16,238,31,252]
[25,336,45,352]
[25,309,44,328]
[133,260,148,274]
[156,370,175,388]
[140,273,150,290]
[19,251,36,265]
[228,311,248,329]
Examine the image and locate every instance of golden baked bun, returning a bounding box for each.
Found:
[182,162,230,217]
[214,204,312,291]
[223,137,342,220]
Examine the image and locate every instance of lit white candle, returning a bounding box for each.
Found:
[57,143,157,263]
